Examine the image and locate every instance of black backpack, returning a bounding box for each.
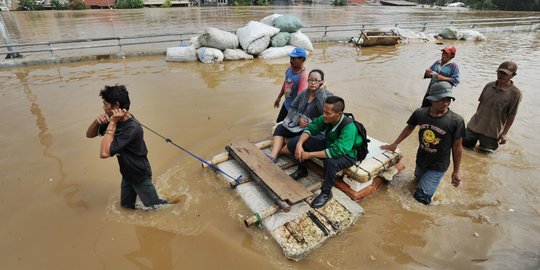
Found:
[336,113,370,162]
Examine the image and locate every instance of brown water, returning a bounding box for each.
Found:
[1,6,540,270]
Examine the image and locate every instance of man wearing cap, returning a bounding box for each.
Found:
[274,47,309,123]
[381,81,465,205]
[422,46,461,107]
[463,61,521,153]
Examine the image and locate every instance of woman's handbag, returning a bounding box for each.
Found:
[282,108,310,133]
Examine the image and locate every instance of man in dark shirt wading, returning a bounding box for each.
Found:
[86,85,167,209]
[381,82,465,205]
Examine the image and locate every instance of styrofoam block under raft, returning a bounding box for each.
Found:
[309,136,401,184]
[215,154,363,261]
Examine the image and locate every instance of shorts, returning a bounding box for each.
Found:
[462,128,499,151]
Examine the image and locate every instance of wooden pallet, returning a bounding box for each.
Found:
[226,141,312,211]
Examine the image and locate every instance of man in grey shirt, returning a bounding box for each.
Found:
[463,61,522,153]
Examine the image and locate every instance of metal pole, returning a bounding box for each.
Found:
[0,14,22,59]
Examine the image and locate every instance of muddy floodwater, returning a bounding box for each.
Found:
[1,6,540,270]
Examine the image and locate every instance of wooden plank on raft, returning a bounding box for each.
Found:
[226,141,312,204]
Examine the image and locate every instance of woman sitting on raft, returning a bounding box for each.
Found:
[267,69,333,163]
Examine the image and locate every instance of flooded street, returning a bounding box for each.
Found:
[1,6,540,270]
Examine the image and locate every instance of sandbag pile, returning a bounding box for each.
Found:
[165,14,314,63]
[438,27,486,41]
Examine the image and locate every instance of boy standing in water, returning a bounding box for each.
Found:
[381,82,465,205]
[86,85,168,209]
[274,47,309,123]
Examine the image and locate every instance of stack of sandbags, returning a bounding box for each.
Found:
[259,14,313,59]
[266,14,314,52]
[166,14,315,64]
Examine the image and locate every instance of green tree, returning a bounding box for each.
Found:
[161,0,172,7]
[115,0,145,8]
[69,0,89,9]
[18,0,44,10]
[332,0,347,5]
[491,0,540,10]
[414,0,540,10]
[232,0,251,5]
[51,0,69,9]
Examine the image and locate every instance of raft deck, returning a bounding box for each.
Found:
[210,137,402,260]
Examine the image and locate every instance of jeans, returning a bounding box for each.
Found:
[413,166,446,205]
[121,177,164,209]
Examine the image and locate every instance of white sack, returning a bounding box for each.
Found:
[288,30,314,51]
[190,35,202,49]
[461,30,486,41]
[223,49,254,60]
[246,35,271,55]
[259,45,310,60]
[236,21,280,51]
[391,28,434,41]
[196,47,224,64]
[438,27,463,40]
[199,27,239,50]
[165,46,197,62]
[260,14,282,26]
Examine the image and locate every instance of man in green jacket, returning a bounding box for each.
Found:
[286,96,363,208]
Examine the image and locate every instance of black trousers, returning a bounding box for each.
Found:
[287,134,356,194]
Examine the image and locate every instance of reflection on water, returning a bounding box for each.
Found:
[18,70,88,210]
[1,6,540,270]
[126,226,173,270]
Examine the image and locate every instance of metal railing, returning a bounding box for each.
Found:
[302,16,540,36]
[1,16,539,61]
[0,31,199,58]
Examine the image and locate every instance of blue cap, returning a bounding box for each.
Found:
[289,47,307,58]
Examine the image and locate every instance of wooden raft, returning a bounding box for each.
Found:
[226,141,312,211]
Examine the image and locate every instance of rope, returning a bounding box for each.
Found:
[137,121,242,183]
